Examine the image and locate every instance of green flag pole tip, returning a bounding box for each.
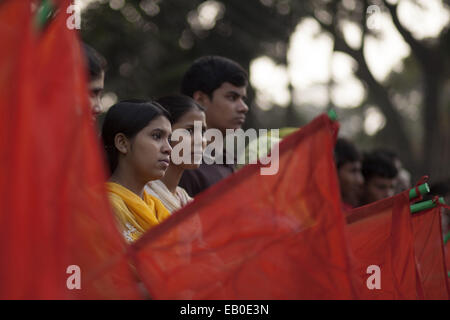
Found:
[408,183,430,199]
[410,197,445,214]
[327,109,337,121]
[444,231,450,245]
[35,0,55,30]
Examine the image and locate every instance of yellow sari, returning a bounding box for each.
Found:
[106,182,170,243]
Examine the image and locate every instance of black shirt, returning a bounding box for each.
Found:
[179,162,235,197]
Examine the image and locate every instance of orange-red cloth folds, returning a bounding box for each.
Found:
[131,115,358,299]
[412,207,450,299]
[0,0,140,299]
[345,194,420,299]
[446,236,450,289]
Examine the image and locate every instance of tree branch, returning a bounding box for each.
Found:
[381,0,430,63]
[314,11,414,165]
[361,0,369,53]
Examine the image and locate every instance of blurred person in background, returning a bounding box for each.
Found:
[372,148,411,193]
[334,138,364,213]
[360,151,398,205]
[82,43,106,119]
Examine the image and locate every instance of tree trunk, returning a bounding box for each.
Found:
[422,59,449,183]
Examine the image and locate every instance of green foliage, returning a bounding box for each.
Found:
[82,0,305,101]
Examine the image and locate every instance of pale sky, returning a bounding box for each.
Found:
[80,0,450,136]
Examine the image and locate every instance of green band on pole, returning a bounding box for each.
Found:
[410,197,445,214]
[35,0,55,30]
[327,109,337,121]
[408,183,430,199]
[444,232,450,245]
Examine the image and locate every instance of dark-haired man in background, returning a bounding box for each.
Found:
[360,151,398,205]
[372,148,411,193]
[179,56,249,197]
[334,138,364,213]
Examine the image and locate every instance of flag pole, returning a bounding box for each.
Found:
[35,0,55,30]
[327,109,337,121]
[444,231,450,278]
[410,197,445,214]
[409,183,430,199]
[444,231,450,245]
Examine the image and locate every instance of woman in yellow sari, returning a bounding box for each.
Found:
[102,100,172,242]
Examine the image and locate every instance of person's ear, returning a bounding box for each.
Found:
[114,133,129,154]
[193,91,210,108]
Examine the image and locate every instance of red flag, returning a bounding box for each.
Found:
[0,0,141,299]
[346,194,420,299]
[412,207,450,299]
[446,232,450,268]
[446,234,450,289]
[131,114,359,299]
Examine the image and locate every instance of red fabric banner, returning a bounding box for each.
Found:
[446,236,450,289]
[345,194,420,299]
[412,207,450,299]
[0,0,141,299]
[3,0,446,301]
[131,114,359,299]
[446,236,450,270]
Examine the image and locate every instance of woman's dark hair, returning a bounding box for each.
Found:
[101,99,170,174]
[156,94,205,124]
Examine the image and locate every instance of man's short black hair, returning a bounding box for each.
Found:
[180,55,248,98]
[334,138,361,169]
[371,148,399,163]
[82,43,107,80]
[362,151,398,181]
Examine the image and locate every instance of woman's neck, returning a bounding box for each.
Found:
[160,165,184,194]
[109,167,146,199]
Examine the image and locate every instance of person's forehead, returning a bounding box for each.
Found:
[370,176,395,186]
[217,82,247,95]
[145,116,172,132]
[89,72,104,89]
[176,109,206,124]
[343,161,361,170]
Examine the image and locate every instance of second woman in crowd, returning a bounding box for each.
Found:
[145,94,207,213]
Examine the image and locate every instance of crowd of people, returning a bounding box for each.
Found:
[334,138,412,214]
[84,43,250,242]
[83,43,448,244]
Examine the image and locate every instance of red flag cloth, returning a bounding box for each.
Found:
[446,233,450,270]
[131,114,359,299]
[446,235,450,289]
[0,0,141,299]
[345,193,420,299]
[412,207,450,299]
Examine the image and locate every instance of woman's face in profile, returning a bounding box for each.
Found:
[170,108,206,169]
[126,115,172,181]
